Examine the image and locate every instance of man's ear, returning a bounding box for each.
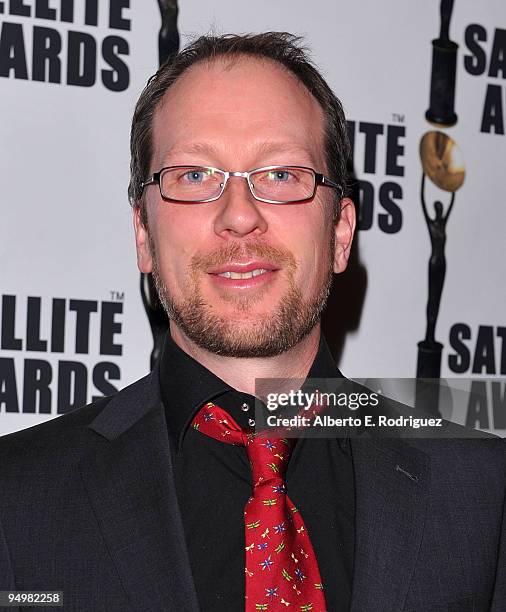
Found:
[333,197,356,274]
[133,205,153,273]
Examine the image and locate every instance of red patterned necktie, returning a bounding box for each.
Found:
[192,401,327,612]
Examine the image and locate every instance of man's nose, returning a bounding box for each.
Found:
[213,176,268,238]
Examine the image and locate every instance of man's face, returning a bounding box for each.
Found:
[134,56,355,357]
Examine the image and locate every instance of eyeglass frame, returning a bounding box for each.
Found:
[140,164,343,204]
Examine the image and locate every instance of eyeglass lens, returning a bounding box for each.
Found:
[159,166,315,202]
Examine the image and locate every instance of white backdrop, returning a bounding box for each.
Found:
[1,0,505,436]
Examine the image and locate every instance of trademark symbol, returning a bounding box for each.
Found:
[110,291,125,301]
[392,113,405,123]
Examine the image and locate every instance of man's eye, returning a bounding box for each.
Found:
[268,170,292,181]
[184,171,205,183]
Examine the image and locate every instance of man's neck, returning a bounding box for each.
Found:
[169,321,321,395]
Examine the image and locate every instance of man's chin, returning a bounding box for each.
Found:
[170,301,320,358]
[179,325,311,358]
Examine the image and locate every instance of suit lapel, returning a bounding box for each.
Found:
[78,369,200,612]
[349,434,430,612]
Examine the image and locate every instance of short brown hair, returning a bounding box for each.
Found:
[129,31,350,225]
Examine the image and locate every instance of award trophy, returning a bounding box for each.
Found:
[416,131,465,415]
[140,0,179,368]
[425,0,458,126]
[157,0,180,66]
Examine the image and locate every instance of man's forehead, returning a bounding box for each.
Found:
[153,65,324,165]
[150,55,326,168]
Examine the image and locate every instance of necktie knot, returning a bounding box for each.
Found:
[192,402,295,485]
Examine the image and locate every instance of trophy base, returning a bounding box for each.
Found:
[415,341,443,416]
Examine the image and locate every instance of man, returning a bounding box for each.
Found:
[0,32,505,612]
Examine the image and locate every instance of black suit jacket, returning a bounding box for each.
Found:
[1,363,505,611]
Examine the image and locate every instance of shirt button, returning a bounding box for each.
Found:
[241,403,250,412]
[248,418,255,427]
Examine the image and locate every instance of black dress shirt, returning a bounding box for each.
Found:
[159,332,355,612]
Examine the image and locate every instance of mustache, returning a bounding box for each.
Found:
[190,242,296,271]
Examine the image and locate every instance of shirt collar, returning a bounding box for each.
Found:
[159,330,344,453]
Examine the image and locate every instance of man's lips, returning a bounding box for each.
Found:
[206,260,280,286]
[207,261,280,275]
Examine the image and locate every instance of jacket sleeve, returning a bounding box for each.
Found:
[490,463,506,610]
[0,513,16,588]
[0,513,21,612]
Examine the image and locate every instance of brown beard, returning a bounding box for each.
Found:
[149,234,335,358]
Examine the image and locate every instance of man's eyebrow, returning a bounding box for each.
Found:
[164,141,317,160]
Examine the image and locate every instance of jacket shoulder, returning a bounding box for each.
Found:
[0,373,152,461]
